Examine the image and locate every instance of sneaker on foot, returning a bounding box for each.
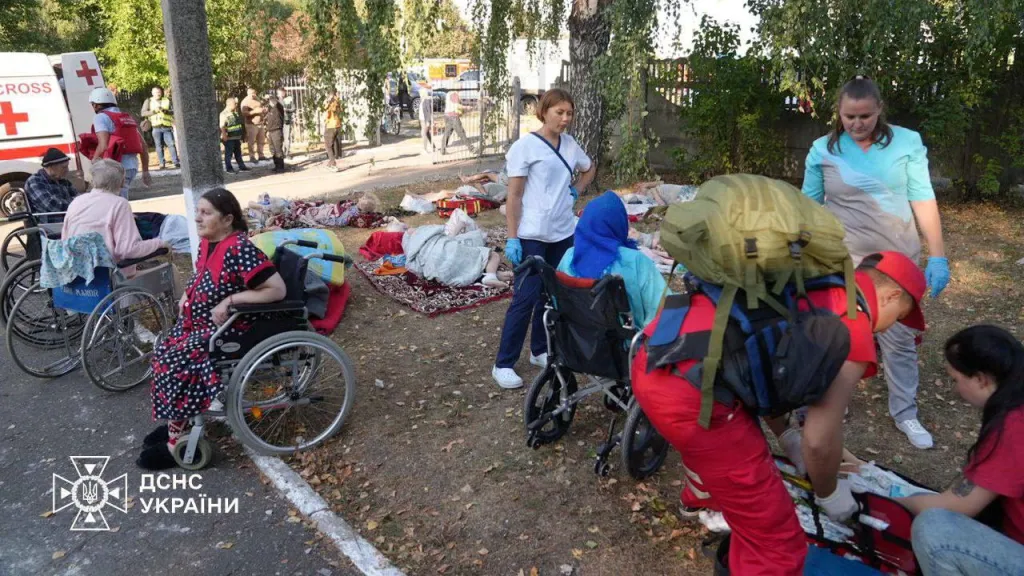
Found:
[529,353,548,368]
[896,419,934,449]
[492,366,523,389]
[225,167,236,174]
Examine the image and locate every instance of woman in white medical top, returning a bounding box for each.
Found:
[492,88,597,390]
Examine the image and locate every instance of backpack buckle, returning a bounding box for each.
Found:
[798,230,812,246]
[789,242,802,260]
[744,238,758,258]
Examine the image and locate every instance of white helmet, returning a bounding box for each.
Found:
[88,87,117,105]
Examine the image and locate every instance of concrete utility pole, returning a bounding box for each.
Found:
[160,0,223,261]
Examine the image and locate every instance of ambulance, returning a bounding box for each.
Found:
[0,51,105,216]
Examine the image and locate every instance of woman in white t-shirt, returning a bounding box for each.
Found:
[492,89,597,389]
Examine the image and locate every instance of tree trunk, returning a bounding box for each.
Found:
[568,0,610,191]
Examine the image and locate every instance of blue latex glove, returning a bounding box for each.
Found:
[569,185,579,203]
[505,238,523,266]
[925,256,950,298]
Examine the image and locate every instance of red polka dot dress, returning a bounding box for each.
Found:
[150,232,274,421]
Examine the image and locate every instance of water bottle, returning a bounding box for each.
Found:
[261,193,271,208]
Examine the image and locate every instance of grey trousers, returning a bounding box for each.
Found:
[876,321,919,423]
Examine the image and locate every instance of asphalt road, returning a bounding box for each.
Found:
[0,265,360,576]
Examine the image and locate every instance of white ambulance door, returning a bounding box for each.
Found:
[0,53,77,178]
[60,52,106,179]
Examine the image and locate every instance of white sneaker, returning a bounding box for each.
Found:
[529,353,548,368]
[698,510,731,534]
[896,419,934,449]
[492,366,523,389]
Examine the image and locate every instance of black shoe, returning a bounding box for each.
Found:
[143,425,169,447]
[136,443,178,470]
[158,164,167,170]
[239,165,250,172]
[225,167,236,174]
[174,163,181,169]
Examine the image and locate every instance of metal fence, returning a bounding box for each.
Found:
[430,77,521,165]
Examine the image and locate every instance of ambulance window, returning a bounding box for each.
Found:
[445,65,457,78]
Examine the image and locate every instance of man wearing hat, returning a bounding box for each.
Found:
[23,148,79,217]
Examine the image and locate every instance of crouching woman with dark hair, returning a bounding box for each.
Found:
[137,188,286,470]
[900,325,1024,575]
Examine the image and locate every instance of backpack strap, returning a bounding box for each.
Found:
[699,284,737,428]
[844,256,856,320]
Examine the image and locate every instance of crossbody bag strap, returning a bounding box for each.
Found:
[530,132,574,180]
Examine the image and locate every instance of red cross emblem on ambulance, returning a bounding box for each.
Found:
[76,60,100,86]
[0,101,30,137]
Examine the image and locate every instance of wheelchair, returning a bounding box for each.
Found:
[172,240,357,470]
[517,256,669,480]
[5,228,176,390]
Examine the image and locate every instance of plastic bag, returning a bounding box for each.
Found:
[400,193,435,214]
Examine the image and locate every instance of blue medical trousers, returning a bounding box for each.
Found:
[494,236,574,368]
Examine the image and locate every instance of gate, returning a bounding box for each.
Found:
[430,77,521,164]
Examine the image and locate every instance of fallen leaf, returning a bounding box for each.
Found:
[477,548,489,556]
[215,541,234,550]
[367,520,379,531]
[588,526,600,533]
[40,511,54,518]
[52,551,66,560]
[572,548,584,559]
[441,439,464,452]
[585,540,598,549]
[530,568,539,576]
[865,447,880,455]
[560,564,574,575]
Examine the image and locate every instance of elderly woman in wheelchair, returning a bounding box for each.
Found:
[138,188,287,469]
[139,188,356,471]
[519,191,671,479]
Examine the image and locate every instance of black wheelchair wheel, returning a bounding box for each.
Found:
[0,258,40,325]
[1,227,34,272]
[226,331,356,455]
[523,365,578,447]
[6,281,82,378]
[82,287,170,392]
[621,401,669,480]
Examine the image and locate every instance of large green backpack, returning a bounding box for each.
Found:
[658,174,858,427]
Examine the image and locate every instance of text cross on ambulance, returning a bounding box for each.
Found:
[76,60,100,86]
[0,101,30,137]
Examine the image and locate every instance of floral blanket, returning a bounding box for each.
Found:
[355,227,512,317]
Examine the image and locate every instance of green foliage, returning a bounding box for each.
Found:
[402,0,477,62]
[362,0,402,141]
[300,0,402,144]
[90,0,296,94]
[673,17,784,182]
[749,0,1024,197]
[596,0,658,183]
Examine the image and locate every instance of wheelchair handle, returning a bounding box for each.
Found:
[589,275,615,298]
[281,239,319,249]
[317,252,352,266]
[514,255,544,276]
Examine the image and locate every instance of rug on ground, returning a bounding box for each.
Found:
[355,227,512,317]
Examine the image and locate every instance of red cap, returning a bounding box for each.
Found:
[862,251,926,331]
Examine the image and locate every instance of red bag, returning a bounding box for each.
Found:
[78,111,144,161]
[435,198,499,218]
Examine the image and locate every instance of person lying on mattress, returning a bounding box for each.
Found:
[900,324,1024,576]
[401,225,511,289]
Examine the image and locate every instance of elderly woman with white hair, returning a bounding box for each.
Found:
[61,159,167,276]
